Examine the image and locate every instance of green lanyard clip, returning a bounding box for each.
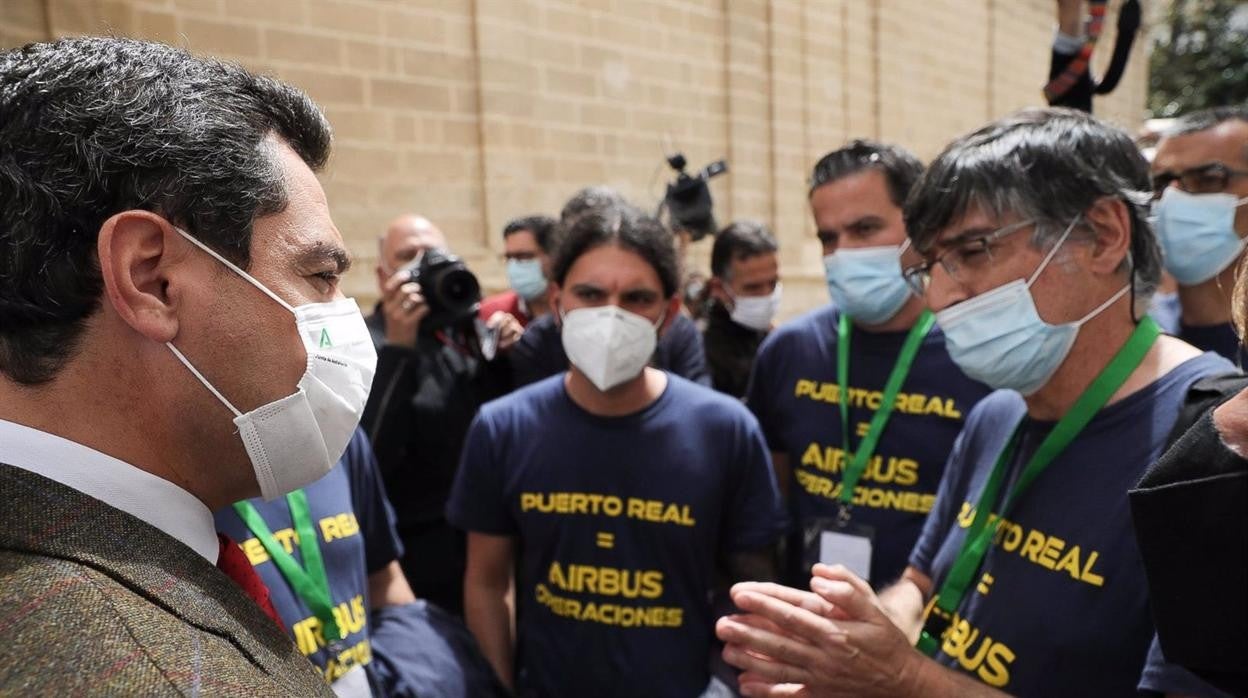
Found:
[233,489,345,644]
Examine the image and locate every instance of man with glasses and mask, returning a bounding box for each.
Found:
[479,215,559,329]
[1151,106,1248,364]
[715,108,1236,697]
[746,141,991,590]
[448,207,785,698]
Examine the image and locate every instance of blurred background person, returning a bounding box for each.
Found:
[1151,105,1248,364]
[479,215,559,329]
[363,213,521,617]
[702,220,781,399]
[1044,0,1141,114]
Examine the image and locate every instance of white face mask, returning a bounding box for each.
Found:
[560,305,661,392]
[168,228,377,500]
[728,283,782,332]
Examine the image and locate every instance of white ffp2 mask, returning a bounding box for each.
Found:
[560,305,660,391]
[729,283,782,332]
[168,228,377,500]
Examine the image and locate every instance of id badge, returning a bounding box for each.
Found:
[331,664,372,698]
[802,517,875,584]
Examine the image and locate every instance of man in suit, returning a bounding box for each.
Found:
[0,37,370,695]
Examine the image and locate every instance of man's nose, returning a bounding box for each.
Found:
[924,263,969,314]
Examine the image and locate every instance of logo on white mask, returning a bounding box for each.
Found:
[167,228,377,500]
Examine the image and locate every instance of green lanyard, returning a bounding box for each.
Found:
[233,489,344,642]
[836,310,936,511]
[916,316,1161,656]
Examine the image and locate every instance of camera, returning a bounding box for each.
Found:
[403,248,482,332]
[663,152,728,242]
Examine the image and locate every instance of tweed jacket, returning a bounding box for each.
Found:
[0,464,335,696]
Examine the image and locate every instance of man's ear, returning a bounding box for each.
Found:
[1084,196,1133,276]
[376,264,389,294]
[96,211,183,343]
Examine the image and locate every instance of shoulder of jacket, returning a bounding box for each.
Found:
[0,551,180,691]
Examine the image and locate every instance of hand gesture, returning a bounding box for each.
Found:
[716,564,925,698]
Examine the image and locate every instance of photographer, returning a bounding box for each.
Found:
[363,213,521,616]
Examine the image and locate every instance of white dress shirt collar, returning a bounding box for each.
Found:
[0,418,219,564]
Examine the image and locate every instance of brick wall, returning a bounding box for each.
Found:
[1,0,1155,317]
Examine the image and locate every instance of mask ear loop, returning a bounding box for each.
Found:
[166,342,244,418]
[173,227,295,314]
[1129,242,1139,323]
[1026,218,1079,288]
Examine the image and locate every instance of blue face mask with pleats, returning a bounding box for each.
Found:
[822,244,911,325]
[1152,187,1248,285]
[935,219,1130,396]
[507,258,549,300]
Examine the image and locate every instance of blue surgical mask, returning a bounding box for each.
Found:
[936,219,1130,395]
[823,245,912,325]
[507,258,548,300]
[1152,187,1248,285]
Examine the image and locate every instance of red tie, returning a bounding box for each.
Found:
[216,533,286,631]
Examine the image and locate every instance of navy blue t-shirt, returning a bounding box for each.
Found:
[910,352,1233,697]
[1179,321,1245,367]
[214,428,404,683]
[746,305,991,586]
[1139,635,1233,697]
[446,373,785,698]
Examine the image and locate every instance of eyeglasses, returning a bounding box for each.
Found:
[1152,162,1248,199]
[900,219,1035,295]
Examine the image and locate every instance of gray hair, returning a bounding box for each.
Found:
[905,108,1161,311]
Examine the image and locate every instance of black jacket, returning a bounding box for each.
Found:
[702,302,768,399]
[362,308,511,532]
[1131,373,1248,697]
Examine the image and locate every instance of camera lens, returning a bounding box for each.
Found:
[438,267,481,309]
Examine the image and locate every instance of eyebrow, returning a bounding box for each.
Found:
[846,215,886,228]
[1156,160,1228,176]
[936,226,997,250]
[296,241,352,275]
[570,282,659,298]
